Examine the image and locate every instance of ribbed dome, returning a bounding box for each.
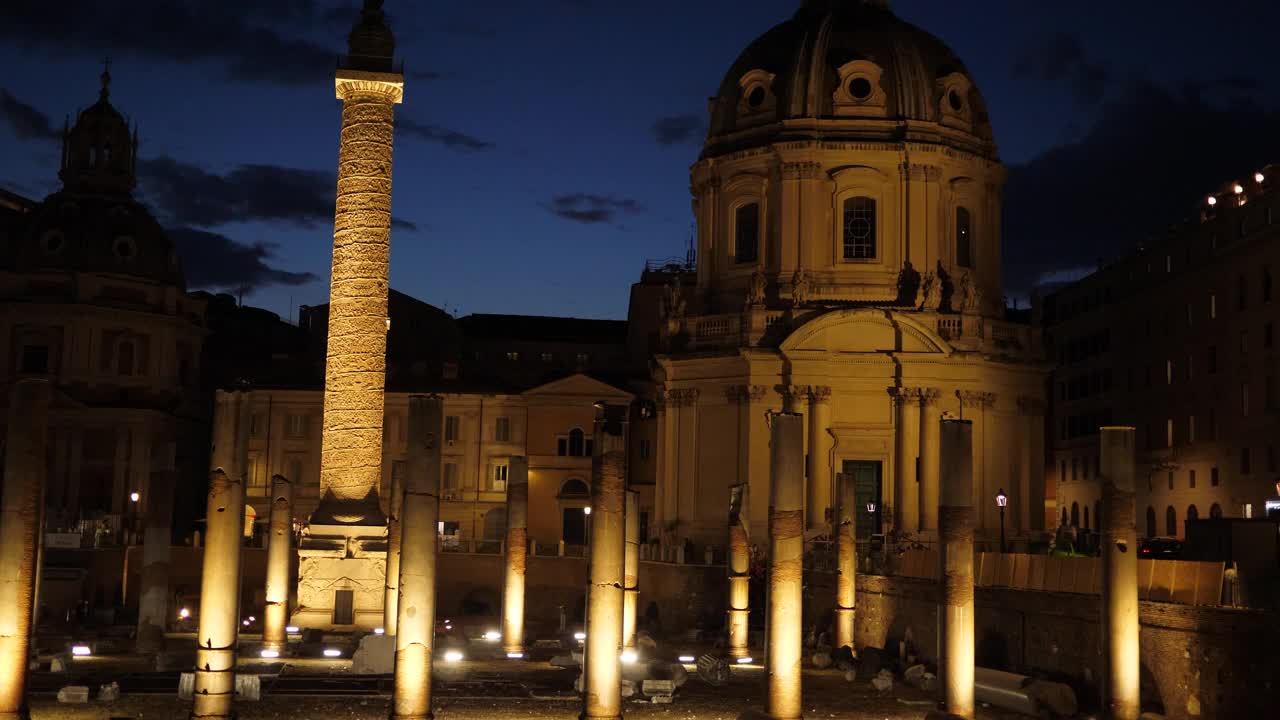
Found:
[705,0,995,158]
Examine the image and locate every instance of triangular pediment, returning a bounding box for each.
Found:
[523,373,633,401]
[780,308,952,354]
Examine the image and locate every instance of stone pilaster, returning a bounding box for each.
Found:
[957,391,996,527]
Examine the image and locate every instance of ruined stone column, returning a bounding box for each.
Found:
[193,390,250,720]
[919,388,942,531]
[726,482,751,659]
[1100,427,1139,720]
[384,466,403,636]
[137,439,177,653]
[393,396,442,720]
[834,472,857,650]
[502,456,529,656]
[583,404,627,720]
[0,380,50,720]
[262,474,293,654]
[622,488,640,653]
[892,387,921,533]
[767,412,804,720]
[938,419,975,719]
[806,386,832,531]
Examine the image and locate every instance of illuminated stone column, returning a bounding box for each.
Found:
[0,380,50,720]
[806,386,833,531]
[263,475,293,654]
[938,419,975,719]
[583,404,627,720]
[767,412,804,720]
[193,390,250,720]
[1100,427,1139,720]
[726,482,751,659]
[892,387,920,532]
[502,456,529,656]
[137,439,176,652]
[919,388,942,531]
[834,472,857,650]
[314,0,404,524]
[393,396,442,720]
[384,466,403,636]
[622,488,640,653]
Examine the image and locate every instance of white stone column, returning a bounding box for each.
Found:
[834,472,857,650]
[0,380,50,720]
[393,396,442,720]
[938,419,975,719]
[919,388,942,532]
[1100,427,1139,720]
[622,488,640,653]
[583,404,627,720]
[767,412,805,720]
[262,474,293,654]
[193,390,250,720]
[502,456,529,656]
[892,387,921,533]
[383,464,403,636]
[806,385,833,531]
[137,439,176,652]
[726,482,751,659]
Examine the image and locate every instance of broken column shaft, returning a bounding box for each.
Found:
[767,412,805,720]
[393,396,442,720]
[622,488,640,653]
[262,474,294,653]
[137,439,176,653]
[1100,427,1139,720]
[192,390,250,720]
[835,472,857,650]
[502,456,529,656]
[938,419,975,719]
[384,467,404,636]
[583,404,627,720]
[0,380,50,720]
[726,482,751,659]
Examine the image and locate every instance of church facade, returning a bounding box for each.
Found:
[649,0,1049,549]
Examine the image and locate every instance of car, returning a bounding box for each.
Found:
[1139,537,1183,559]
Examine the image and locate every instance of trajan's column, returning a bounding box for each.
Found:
[295,0,405,630]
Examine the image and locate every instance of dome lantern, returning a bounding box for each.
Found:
[59,62,137,195]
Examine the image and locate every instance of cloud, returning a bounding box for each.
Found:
[398,117,495,151]
[168,226,317,292]
[651,114,705,146]
[138,156,335,228]
[544,193,644,225]
[0,88,61,141]
[1013,32,1110,105]
[1003,79,1280,295]
[0,1,344,86]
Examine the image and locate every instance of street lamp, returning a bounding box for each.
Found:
[995,488,1008,553]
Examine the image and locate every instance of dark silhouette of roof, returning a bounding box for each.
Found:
[457,314,627,345]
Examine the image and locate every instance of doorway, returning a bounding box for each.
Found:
[841,460,882,538]
[562,507,587,545]
[333,589,354,625]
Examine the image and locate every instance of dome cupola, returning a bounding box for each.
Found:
[59,64,137,195]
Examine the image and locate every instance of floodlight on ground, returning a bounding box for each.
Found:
[483,630,501,641]
[444,650,464,662]
[323,648,342,658]
[506,652,524,659]
[574,631,587,641]
[374,628,385,635]
[736,656,753,664]
[286,626,299,633]
[71,645,91,656]
[260,649,279,659]
[620,650,638,664]
[678,655,696,663]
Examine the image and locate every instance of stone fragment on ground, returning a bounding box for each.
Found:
[811,651,832,669]
[641,679,675,696]
[858,645,885,678]
[550,654,579,668]
[57,686,89,704]
[696,654,730,686]
[98,681,120,702]
[350,633,395,674]
[903,663,926,686]
[832,644,855,671]
[870,668,893,691]
[50,652,72,673]
[843,669,857,683]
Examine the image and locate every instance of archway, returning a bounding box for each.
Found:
[1165,506,1176,536]
[1210,503,1223,519]
[1186,504,1199,535]
[1070,502,1080,528]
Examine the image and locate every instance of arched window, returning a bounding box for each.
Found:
[568,428,585,457]
[1070,502,1079,528]
[116,338,135,376]
[734,203,759,264]
[1083,505,1090,530]
[1165,506,1177,536]
[559,478,589,498]
[956,206,973,267]
[842,196,876,260]
[1145,507,1156,538]
[1186,504,1199,535]
[1210,503,1223,519]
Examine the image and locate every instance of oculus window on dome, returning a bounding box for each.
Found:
[842,196,876,260]
[735,203,760,264]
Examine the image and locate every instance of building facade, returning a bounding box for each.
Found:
[649,0,1048,549]
[1041,164,1280,540]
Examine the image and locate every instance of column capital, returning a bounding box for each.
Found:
[1017,395,1046,416]
[335,69,405,103]
[805,385,832,404]
[725,384,769,404]
[665,388,700,408]
[956,390,997,410]
[781,160,823,180]
[919,387,942,406]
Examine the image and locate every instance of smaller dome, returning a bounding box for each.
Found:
[345,0,396,72]
[59,66,137,194]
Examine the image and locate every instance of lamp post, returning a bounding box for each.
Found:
[996,488,1008,553]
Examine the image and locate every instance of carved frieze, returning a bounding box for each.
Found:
[781,160,823,180]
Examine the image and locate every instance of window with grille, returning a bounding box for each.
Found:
[495,416,511,442]
[488,462,509,492]
[286,413,306,438]
[445,416,460,443]
[735,203,759,264]
[842,196,876,260]
[443,462,459,490]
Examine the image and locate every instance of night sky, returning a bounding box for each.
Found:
[3,0,1280,320]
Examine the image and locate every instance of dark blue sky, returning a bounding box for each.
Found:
[3,0,1279,320]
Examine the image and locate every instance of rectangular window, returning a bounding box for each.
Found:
[735,203,760,264]
[1269,445,1278,473]
[1166,360,1173,385]
[1264,266,1273,302]
[1241,447,1252,474]
[1211,466,1220,486]
[488,462,509,492]
[1242,383,1250,416]
[1238,275,1248,310]
[495,416,511,443]
[557,437,567,456]
[842,196,876,260]
[247,452,268,493]
[1187,354,1194,381]
[1208,345,1218,374]
[1210,293,1217,319]
[506,351,520,361]
[541,352,554,363]
[1241,331,1249,354]
[286,413,306,438]
[1166,418,1174,448]
[1266,322,1274,349]
[1209,408,1218,441]
[443,462,459,491]
[250,413,263,437]
[1185,303,1193,326]
[1167,471,1174,490]
[576,352,590,365]
[285,453,304,485]
[955,206,973,267]
[1189,469,1197,489]
[1268,376,1278,411]
[445,415,460,443]
[639,438,650,460]
[1166,254,1172,272]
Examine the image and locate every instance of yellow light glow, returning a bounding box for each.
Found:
[574,631,587,640]
[1234,183,1244,194]
[736,656,753,664]
[374,628,385,635]
[620,650,638,664]
[179,607,190,619]
[286,626,299,633]
[1208,196,1218,206]
[506,652,524,659]
[678,655,696,663]
[583,506,592,515]
[444,650,464,662]
[1257,172,1267,184]
[130,492,140,502]
[483,630,501,641]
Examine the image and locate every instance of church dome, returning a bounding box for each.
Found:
[705,0,996,159]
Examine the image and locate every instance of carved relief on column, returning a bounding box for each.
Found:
[957,390,997,410]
